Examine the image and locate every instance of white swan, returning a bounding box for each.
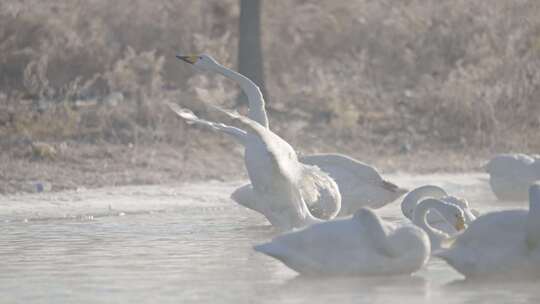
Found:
[411,198,466,251]
[299,154,407,215]
[401,185,478,234]
[485,153,540,201]
[177,54,407,214]
[176,55,269,127]
[232,154,408,216]
[435,184,540,280]
[168,103,340,230]
[254,208,430,276]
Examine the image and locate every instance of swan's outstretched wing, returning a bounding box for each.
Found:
[167,102,247,144]
[209,105,317,229]
[300,153,406,213]
[208,105,297,180]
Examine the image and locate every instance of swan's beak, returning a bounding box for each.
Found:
[455,216,466,231]
[176,55,198,64]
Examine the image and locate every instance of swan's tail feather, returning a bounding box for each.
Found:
[254,243,287,261]
[382,180,408,194]
[167,102,247,143]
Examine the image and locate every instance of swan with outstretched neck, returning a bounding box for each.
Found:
[168,102,340,230]
[254,208,431,276]
[435,183,540,279]
[176,54,269,128]
[177,54,407,215]
[177,55,341,220]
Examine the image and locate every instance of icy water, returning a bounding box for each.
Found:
[1,173,538,303]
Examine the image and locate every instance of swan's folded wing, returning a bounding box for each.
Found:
[300,153,382,183]
[257,217,354,259]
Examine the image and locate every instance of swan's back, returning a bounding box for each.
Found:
[451,210,528,248]
[254,217,366,275]
[486,154,535,176]
[255,209,429,275]
[437,185,540,279]
[486,154,539,201]
[436,210,534,278]
[300,154,383,183]
[300,153,406,214]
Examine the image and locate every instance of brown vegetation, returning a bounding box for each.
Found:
[1,1,539,193]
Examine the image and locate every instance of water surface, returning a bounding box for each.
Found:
[1,174,538,303]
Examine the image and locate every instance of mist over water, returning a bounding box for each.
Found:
[0,174,537,303]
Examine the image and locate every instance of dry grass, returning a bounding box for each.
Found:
[1,1,539,193]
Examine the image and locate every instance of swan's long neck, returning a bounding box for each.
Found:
[527,185,540,249]
[354,209,392,255]
[212,63,269,128]
[412,199,450,248]
[400,185,447,220]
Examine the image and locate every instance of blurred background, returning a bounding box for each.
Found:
[1,0,539,193]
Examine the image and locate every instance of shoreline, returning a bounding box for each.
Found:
[1,139,492,195]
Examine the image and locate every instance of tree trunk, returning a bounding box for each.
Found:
[237,0,266,105]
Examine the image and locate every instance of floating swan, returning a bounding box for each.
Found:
[401,185,478,234]
[485,153,540,201]
[168,103,340,230]
[411,198,466,251]
[299,154,408,215]
[254,208,430,276]
[435,184,540,280]
[177,54,406,214]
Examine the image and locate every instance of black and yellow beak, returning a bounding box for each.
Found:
[455,216,466,231]
[176,55,198,64]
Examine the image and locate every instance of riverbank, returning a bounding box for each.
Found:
[0,137,492,195]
